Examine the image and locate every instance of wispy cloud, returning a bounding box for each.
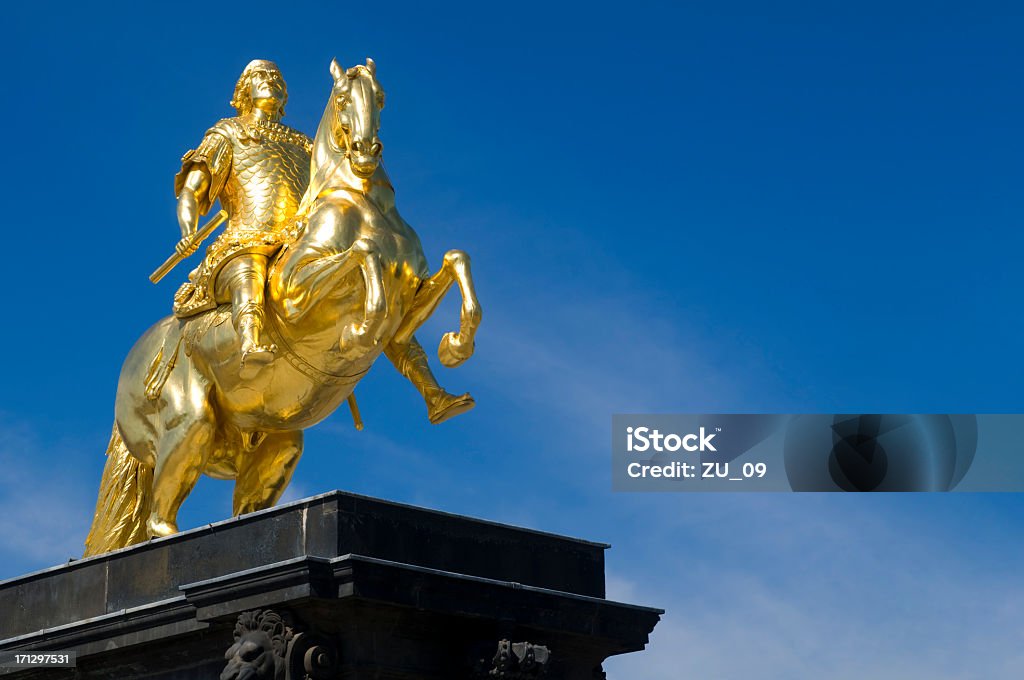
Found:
[0,418,99,573]
[469,292,767,448]
[603,505,1024,679]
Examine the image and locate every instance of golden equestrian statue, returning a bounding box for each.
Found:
[84,58,481,556]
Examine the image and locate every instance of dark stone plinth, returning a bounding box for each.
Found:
[0,491,661,679]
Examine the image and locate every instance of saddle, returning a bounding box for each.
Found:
[172,231,287,318]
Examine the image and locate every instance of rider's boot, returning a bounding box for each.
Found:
[425,389,476,425]
[385,337,475,424]
[237,301,276,379]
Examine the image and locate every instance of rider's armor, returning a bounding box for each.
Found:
[172,116,312,319]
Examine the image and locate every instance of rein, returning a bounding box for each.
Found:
[264,314,370,386]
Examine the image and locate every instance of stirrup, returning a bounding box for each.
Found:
[427,391,475,424]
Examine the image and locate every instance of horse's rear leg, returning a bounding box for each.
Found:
[147,385,216,538]
[231,431,304,516]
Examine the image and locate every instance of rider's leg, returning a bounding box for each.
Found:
[219,255,276,377]
[147,380,216,538]
[231,431,304,516]
[385,336,474,424]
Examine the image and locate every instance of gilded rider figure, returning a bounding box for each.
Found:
[172,59,310,378]
[85,58,482,556]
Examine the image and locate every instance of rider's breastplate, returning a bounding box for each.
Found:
[171,119,313,319]
[219,121,311,233]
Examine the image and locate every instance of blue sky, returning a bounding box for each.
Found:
[2,1,1023,677]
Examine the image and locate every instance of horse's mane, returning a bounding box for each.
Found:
[298,100,341,216]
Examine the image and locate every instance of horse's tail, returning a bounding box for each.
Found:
[83,423,152,557]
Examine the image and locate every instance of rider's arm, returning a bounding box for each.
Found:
[173,128,232,254]
[177,169,210,240]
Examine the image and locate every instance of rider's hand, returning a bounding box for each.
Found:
[175,239,197,258]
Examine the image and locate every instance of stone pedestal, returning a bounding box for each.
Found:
[0,491,661,678]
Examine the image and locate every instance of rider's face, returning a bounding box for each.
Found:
[248,70,285,113]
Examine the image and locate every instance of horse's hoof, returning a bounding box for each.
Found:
[438,333,473,368]
[147,516,178,539]
[428,392,475,424]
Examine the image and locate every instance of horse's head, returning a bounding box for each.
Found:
[328,58,385,179]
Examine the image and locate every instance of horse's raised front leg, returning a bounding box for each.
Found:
[340,238,387,350]
[393,249,482,368]
[275,238,387,349]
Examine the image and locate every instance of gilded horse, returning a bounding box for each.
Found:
[84,59,481,556]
